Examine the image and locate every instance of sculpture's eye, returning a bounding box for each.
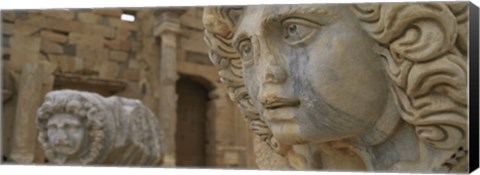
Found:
[282,17,321,46]
[237,39,254,66]
[66,124,80,132]
[47,126,58,137]
[48,125,57,131]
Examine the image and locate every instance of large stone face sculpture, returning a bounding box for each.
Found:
[203,3,468,173]
[36,90,164,165]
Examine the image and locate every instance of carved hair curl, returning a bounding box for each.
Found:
[351,3,468,170]
[36,90,107,164]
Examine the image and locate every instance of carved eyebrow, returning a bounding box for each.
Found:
[63,119,81,126]
[283,6,333,18]
[261,5,337,27]
[232,6,336,48]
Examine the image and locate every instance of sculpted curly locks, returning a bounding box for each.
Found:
[203,3,468,172]
[36,90,164,165]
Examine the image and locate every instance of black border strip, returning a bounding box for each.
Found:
[469,1,479,173]
[0,10,3,164]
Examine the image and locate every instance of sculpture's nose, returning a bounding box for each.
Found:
[263,63,287,84]
[256,36,289,107]
[257,56,288,107]
[54,129,68,145]
[260,41,287,85]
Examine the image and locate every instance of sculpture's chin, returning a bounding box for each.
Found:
[269,122,308,145]
[269,121,348,145]
[51,154,68,164]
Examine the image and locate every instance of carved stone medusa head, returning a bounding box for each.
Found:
[203,3,468,173]
[36,90,164,165]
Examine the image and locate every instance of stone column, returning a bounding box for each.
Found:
[153,9,186,167]
[9,62,53,163]
[8,60,56,163]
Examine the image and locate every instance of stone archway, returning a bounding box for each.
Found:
[175,75,211,167]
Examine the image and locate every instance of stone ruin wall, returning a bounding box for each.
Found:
[1,7,257,168]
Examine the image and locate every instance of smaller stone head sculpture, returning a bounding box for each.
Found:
[45,113,87,158]
[36,90,164,165]
[36,90,106,164]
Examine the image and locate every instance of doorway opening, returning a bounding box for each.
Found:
[175,75,211,167]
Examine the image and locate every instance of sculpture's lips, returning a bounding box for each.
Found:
[53,142,71,147]
[53,145,76,154]
[54,144,72,150]
[261,96,300,109]
[261,96,300,122]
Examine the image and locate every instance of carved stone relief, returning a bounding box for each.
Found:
[36,90,164,165]
[203,3,468,173]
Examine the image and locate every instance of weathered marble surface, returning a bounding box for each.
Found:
[203,3,468,173]
[36,90,164,165]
